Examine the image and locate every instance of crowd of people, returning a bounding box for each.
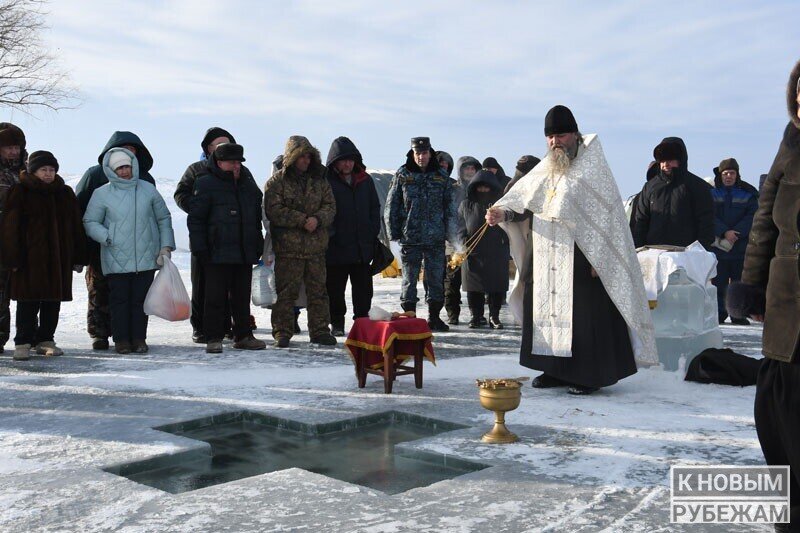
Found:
[0,114,763,359]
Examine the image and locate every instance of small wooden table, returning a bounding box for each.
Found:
[344,317,436,394]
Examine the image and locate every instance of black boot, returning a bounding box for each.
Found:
[489,316,503,329]
[427,302,449,332]
[568,385,599,395]
[330,318,345,337]
[401,302,417,315]
[532,374,567,388]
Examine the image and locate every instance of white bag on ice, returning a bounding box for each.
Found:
[143,257,190,321]
[252,264,277,307]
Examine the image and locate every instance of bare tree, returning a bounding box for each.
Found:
[0,0,78,113]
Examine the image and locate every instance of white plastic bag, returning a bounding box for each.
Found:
[252,264,277,307]
[143,257,190,321]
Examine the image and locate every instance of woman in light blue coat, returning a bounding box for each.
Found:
[83,148,175,354]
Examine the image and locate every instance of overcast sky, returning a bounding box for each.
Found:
[5,0,799,195]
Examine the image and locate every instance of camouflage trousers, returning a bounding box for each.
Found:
[0,269,10,347]
[400,245,445,306]
[272,255,330,339]
[85,255,111,340]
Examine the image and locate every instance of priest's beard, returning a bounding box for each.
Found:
[544,146,571,179]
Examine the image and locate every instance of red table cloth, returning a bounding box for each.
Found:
[345,317,436,370]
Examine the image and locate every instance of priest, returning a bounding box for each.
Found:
[486,105,658,394]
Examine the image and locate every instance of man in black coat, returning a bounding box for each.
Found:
[175,127,257,343]
[631,137,714,249]
[188,143,266,354]
[324,137,381,336]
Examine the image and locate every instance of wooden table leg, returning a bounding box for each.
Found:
[414,346,425,389]
[357,351,367,388]
[383,348,393,394]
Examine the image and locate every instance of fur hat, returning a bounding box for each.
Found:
[718,158,739,174]
[726,282,766,319]
[108,150,133,171]
[411,137,431,152]
[0,122,26,149]
[653,141,684,162]
[544,105,578,136]
[214,143,245,162]
[26,150,59,174]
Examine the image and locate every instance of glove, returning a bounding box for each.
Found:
[73,265,84,273]
[156,247,172,267]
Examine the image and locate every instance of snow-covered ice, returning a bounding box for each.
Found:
[0,262,770,532]
[0,180,771,531]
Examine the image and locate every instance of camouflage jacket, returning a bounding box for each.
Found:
[385,162,459,247]
[264,136,336,259]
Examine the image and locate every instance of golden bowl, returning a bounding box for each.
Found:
[476,378,526,444]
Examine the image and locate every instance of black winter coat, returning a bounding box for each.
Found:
[187,155,264,265]
[325,137,381,265]
[175,159,256,214]
[459,170,509,293]
[631,137,714,249]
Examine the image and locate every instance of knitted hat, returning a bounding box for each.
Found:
[718,158,739,174]
[544,105,578,136]
[27,150,59,174]
[108,150,133,170]
[201,127,235,155]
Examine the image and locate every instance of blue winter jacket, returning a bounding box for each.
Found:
[83,148,176,275]
[711,180,758,259]
[385,150,459,247]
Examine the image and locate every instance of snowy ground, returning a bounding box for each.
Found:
[0,252,771,532]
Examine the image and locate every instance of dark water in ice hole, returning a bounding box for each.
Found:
[124,419,485,495]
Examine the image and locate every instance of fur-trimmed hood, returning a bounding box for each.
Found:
[283,135,324,175]
[456,156,481,185]
[787,58,800,130]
